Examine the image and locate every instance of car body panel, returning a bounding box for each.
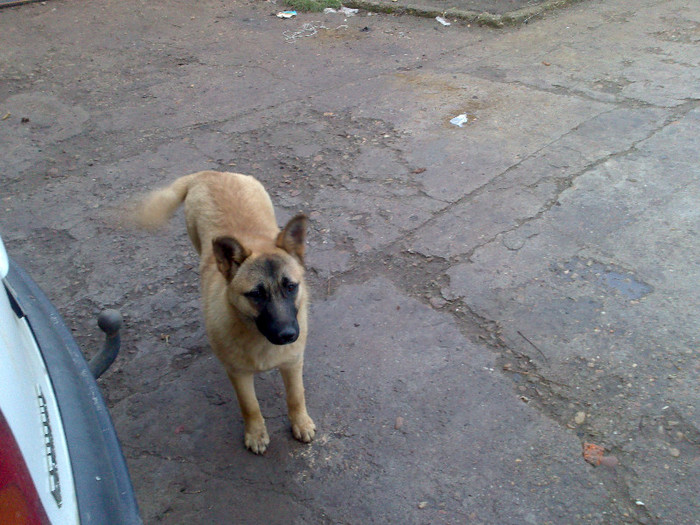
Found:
[0,234,141,524]
[0,277,80,524]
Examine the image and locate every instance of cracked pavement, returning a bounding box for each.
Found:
[0,0,698,523]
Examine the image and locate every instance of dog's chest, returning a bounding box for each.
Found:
[213,336,303,373]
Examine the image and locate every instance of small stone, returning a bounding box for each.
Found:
[574,412,586,425]
[418,501,428,509]
[395,417,404,430]
[583,442,605,466]
[669,447,680,457]
[429,296,446,309]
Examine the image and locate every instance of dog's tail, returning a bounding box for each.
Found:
[126,172,201,230]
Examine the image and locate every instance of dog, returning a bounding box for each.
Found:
[129,170,315,454]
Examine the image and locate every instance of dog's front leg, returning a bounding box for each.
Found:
[280,362,316,443]
[227,371,269,454]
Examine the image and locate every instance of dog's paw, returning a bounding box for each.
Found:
[244,425,270,455]
[291,414,316,443]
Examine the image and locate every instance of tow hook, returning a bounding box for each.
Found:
[88,309,123,379]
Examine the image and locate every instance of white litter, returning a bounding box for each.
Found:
[436,16,451,26]
[324,7,337,12]
[277,10,297,18]
[284,21,347,43]
[284,21,325,42]
[450,114,469,127]
[340,6,359,16]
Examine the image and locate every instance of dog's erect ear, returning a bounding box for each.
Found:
[276,214,307,264]
[213,236,250,281]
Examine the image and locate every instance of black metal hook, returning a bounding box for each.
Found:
[88,309,123,379]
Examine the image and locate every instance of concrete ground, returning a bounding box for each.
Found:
[1,0,698,523]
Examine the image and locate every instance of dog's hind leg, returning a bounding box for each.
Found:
[227,371,270,454]
[280,363,316,443]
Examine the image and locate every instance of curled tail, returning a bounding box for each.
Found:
[127,172,200,230]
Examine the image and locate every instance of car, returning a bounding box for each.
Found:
[0,234,141,524]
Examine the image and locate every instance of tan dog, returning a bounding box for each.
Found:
[130,171,315,454]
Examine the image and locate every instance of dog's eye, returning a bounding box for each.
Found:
[245,287,265,301]
[285,281,298,294]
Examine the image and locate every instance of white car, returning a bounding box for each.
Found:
[0,234,140,524]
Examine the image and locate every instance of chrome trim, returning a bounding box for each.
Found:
[36,385,61,507]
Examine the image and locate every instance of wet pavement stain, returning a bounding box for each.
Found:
[555,257,653,300]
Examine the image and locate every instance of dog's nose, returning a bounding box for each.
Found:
[277,327,298,344]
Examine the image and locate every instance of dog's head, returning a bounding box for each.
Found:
[212,214,307,345]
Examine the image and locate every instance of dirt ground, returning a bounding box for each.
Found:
[1,0,698,523]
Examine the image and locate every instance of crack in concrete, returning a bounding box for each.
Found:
[404,99,698,263]
[495,351,663,524]
[390,105,623,255]
[314,99,699,525]
[474,99,699,255]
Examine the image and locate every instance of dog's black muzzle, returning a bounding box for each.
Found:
[256,301,299,345]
